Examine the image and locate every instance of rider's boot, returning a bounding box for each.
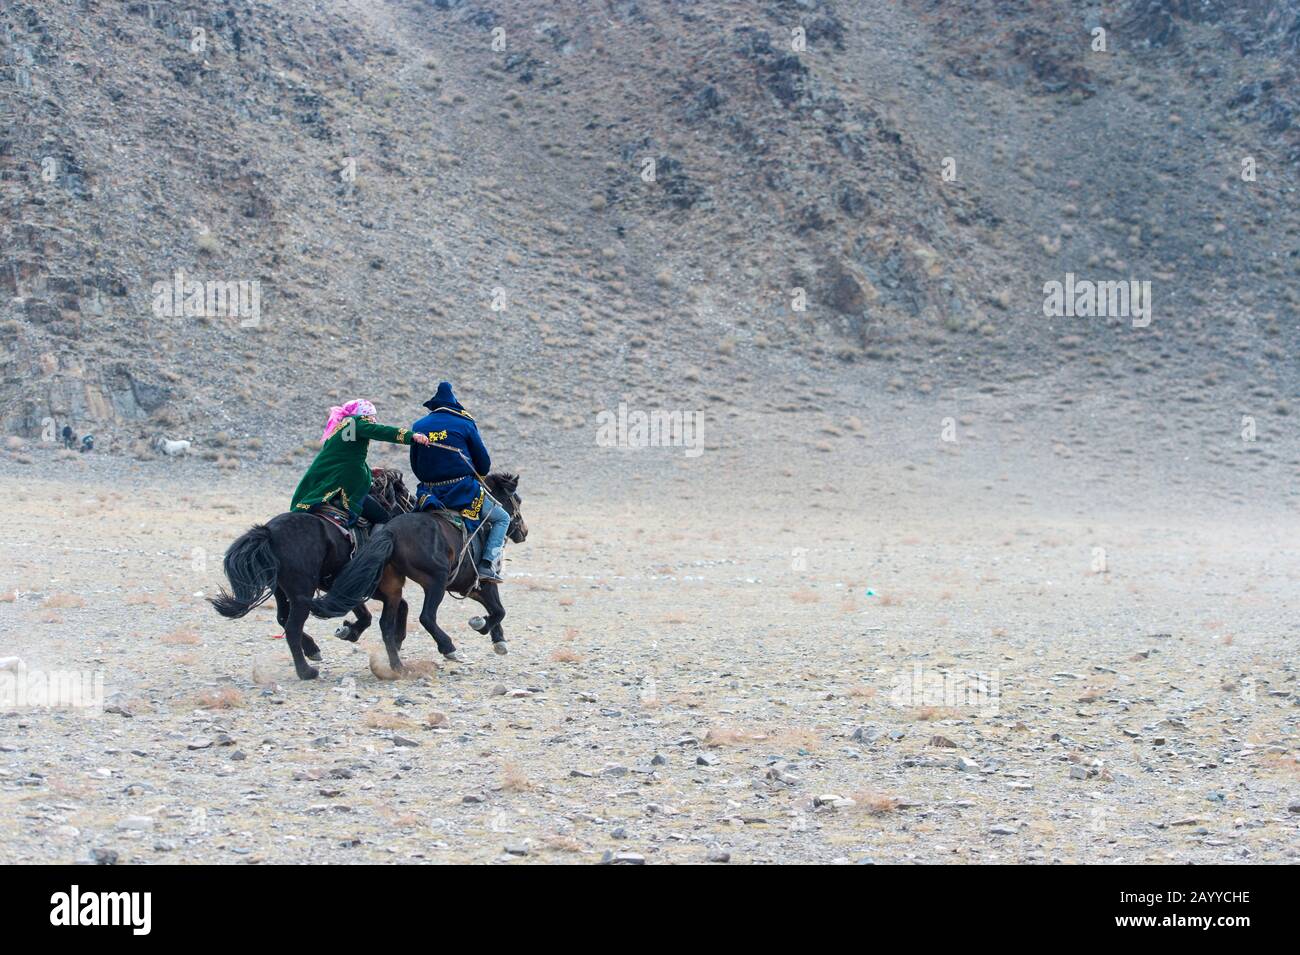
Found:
[476,555,503,584]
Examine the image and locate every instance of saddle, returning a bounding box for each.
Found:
[309,470,414,560]
[311,503,370,556]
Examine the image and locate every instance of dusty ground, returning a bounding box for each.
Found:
[1,419,1296,865]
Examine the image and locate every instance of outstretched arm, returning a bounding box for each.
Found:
[355,418,428,445]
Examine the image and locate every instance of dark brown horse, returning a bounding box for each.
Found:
[308,472,527,670]
[209,469,414,679]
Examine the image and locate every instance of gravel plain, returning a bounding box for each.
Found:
[2,433,1296,865]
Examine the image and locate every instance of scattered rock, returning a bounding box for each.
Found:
[600,851,646,865]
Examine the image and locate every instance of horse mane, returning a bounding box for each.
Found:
[486,471,519,497]
[370,467,415,513]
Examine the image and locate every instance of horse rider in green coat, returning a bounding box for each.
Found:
[291,398,429,524]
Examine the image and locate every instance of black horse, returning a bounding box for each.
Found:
[209,469,414,680]
[308,472,527,671]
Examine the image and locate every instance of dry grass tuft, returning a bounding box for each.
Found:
[704,725,821,750]
[381,809,423,829]
[424,710,449,728]
[847,685,876,699]
[540,834,584,853]
[0,590,17,603]
[1257,752,1299,776]
[501,762,535,792]
[771,727,821,750]
[362,710,415,731]
[910,706,957,721]
[549,647,583,664]
[790,589,820,604]
[703,726,754,747]
[161,627,202,645]
[196,687,244,709]
[43,594,85,609]
[852,791,902,815]
[660,612,691,624]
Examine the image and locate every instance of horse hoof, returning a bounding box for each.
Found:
[307,650,322,662]
[493,641,508,656]
[334,624,357,642]
[443,650,466,664]
[298,666,320,680]
[468,616,488,633]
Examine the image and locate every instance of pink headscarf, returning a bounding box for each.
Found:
[320,399,376,443]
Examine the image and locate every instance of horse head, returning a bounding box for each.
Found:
[485,471,527,543]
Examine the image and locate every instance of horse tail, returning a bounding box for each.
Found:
[209,525,278,618]
[309,525,395,619]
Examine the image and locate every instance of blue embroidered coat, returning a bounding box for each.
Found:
[410,383,491,519]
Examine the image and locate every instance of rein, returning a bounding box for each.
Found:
[448,518,490,599]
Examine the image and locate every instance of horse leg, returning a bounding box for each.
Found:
[275,587,289,629]
[352,602,372,639]
[335,601,372,643]
[283,594,319,680]
[278,586,321,661]
[468,584,508,656]
[395,598,409,649]
[377,567,406,672]
[417,583,462,661]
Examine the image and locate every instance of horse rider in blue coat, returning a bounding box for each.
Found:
[409,381,511,582]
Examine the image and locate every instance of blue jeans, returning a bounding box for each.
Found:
[479,495,510,566]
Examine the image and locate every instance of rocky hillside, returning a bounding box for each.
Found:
[1,0,1296,462]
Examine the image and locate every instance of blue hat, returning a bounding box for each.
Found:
[422,381,464,412]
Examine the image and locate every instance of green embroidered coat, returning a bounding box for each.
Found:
[290,417,413,514]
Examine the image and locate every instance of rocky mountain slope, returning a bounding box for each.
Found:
[1,0,1296,463]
